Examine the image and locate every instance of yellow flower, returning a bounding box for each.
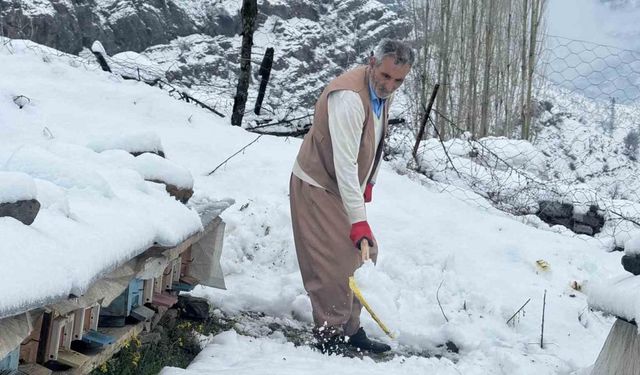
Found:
[98,362,108,373]
[132,352,141,367]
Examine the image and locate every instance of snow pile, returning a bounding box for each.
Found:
[0,39,206,318]
[159,330,459,375]
[87,131,164,155]
[624,233,640,255]
[111,51,165,82]
[587,275,640,323]
[131,153,194,189]
[0,172,37,203]
[351,261,399,340]
[5,145,114,198]
[90,40,107,55]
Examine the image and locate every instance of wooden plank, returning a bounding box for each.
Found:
[73,309,85,341]
[62,316,73,349]
[71,321,145,374]
[142,279,154,304]
[163,264,174,290]
[37,312,52,364]
[20,340,39,364]
[171,257,181,286]
[46,317,65,361]
[153,275,164,294]
[130,306,155,322]
[151,293,177,308]
[146,217,222,261]
[56,348,90,368]
[80,330,115,347]
[19,363,52,375]
[88,305,99,331]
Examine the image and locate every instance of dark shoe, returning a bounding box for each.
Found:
[347,327,391,354]
[314,334,358,357]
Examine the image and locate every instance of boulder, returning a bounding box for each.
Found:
[176,295,210,321]
[622,254,640,275]
[537,201,573,218]
[0,199,40,225]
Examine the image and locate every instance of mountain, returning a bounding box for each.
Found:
[1,0,411,115]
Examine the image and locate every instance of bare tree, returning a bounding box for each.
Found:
[231,0,258,126]
[407,0,547,142]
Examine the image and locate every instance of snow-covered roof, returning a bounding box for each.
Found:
[0,39,217,318]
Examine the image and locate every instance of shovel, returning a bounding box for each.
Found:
[348,240,395,339]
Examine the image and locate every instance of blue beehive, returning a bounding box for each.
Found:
[99,278,144,327]
[0,347,19,372]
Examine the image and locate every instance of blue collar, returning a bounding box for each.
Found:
[368,81,385,118]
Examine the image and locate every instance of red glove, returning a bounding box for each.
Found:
[350,221,374,249]
[364,183,373,203]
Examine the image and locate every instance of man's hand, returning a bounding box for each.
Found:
[350,221,374,249]
[364,183,374,203]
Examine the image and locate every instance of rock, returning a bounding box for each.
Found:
[140,332,162,345]
[162,182,194,204]
[176,295,210,321]
[573,213,601,228]
[573,223,594,236]
[622,254,640,275]
[537,201,573,218]
[131,150,166,158]
[0,199,40,225]
[445,340,460,354]
[549,217,572,228]
[0,0,198,54]
[13,95,30,109]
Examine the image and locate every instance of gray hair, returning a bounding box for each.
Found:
[373,39,415,66]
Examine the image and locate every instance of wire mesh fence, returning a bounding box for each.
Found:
[394,33,640,249]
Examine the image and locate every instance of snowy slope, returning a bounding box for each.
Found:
[0,38,628,374]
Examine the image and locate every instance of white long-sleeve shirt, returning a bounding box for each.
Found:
[293,90,384,224]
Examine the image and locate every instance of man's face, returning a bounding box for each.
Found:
[369,55,411,99]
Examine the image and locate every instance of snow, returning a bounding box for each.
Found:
[0,39,205,317]
[14,0,56,16]
[110,51,165,81]
[0,172,37,204]
[86,131,164,155]
[5,145,114,198]
[624,234,640,255]
[587,274,640,323]
[0,37,627,374]
[159,330,460,375]
[91,41,107,55]
[131,153,194,190]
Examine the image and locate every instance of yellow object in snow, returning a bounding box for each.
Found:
[348,276,395,339]
[536,259,550,271]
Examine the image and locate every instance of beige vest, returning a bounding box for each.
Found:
[296,66,389,198]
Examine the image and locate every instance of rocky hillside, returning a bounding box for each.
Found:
[0,0,237,54]
[1,0,411,116]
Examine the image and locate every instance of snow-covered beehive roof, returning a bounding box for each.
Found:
[0,38,234,319]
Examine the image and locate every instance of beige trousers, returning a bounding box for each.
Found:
[289,174,378,336]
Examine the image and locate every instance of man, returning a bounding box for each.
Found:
[289,39,414,356]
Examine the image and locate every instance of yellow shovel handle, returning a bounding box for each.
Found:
[348,276,395,339]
